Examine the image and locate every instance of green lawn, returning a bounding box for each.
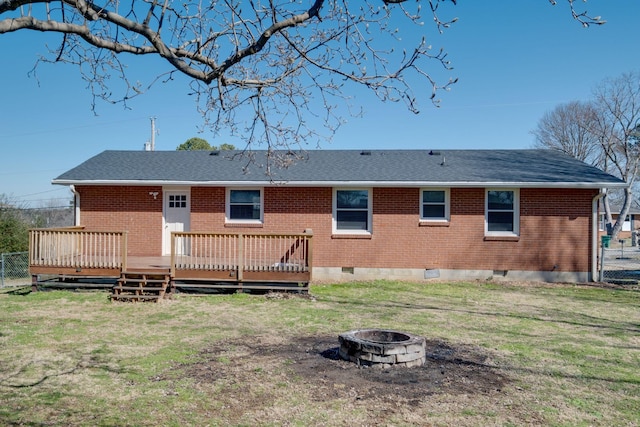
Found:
[0,281,638,426]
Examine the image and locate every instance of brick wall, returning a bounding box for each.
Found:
[77,185,597,273]
[77,186,163,256]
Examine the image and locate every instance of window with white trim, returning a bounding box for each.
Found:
[226,188,263,222]
[333,189,372,233]
[420,189,449,221]
[486,189,519,235]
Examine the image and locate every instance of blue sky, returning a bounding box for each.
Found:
[1,1,638,207]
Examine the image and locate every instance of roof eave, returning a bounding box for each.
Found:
[52,179,628,189]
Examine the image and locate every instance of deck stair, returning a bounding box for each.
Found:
[111,271,171,302]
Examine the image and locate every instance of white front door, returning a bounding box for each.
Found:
[163,190,190,255]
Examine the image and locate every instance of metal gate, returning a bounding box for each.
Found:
[0,252,29,287]
[599,239,640,285]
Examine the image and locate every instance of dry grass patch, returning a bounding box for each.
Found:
[0,281,638,426]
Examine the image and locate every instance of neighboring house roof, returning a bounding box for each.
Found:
[598,202,640,216]
[53,149,627,188]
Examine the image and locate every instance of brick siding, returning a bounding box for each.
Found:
[77,186,163,256]
[76,185,597,273]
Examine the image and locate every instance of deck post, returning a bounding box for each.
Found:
[170,233,176,278]
[31,274,38,292]
[305,229,313,282]
[237,233,244,284]
[121,232,128,272]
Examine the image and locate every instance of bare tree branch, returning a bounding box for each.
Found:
[535,71,640,239]
[0,0,605,155]
[531,101,602,165]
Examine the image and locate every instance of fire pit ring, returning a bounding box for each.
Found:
[338,329,426,368]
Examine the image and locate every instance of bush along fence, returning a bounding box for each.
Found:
[0,251,29,287]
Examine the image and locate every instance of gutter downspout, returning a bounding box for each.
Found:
[70,185,80,226]
[592,189,606,282]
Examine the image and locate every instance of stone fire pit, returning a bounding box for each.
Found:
[338,329,426,368]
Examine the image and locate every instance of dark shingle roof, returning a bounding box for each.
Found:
[53,149,626,188]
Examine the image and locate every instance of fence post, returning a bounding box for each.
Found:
[599,244,605,282]
[1,253,4,288]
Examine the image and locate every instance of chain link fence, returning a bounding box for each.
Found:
[599,237,640,285]
[1,252,30,288]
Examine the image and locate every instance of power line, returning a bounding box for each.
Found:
[0,169,64,176]
[0,116,150,139]
[18,205,72,211]
[15,188,69,198]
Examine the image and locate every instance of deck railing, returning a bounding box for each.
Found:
[171,232,312,279]
[28,229,311,283]
[29,228,128,271]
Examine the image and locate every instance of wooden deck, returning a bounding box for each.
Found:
[29,229,313,298]
[127,256,172,272]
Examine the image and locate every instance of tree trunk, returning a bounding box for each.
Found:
[603,195,614,235]
[610,187,634,240]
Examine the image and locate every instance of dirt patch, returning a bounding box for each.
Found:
[181,334,509,406]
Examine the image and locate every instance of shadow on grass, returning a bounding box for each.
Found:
[0,351,125,389]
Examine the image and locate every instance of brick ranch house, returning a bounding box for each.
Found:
[34,149,625,287]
